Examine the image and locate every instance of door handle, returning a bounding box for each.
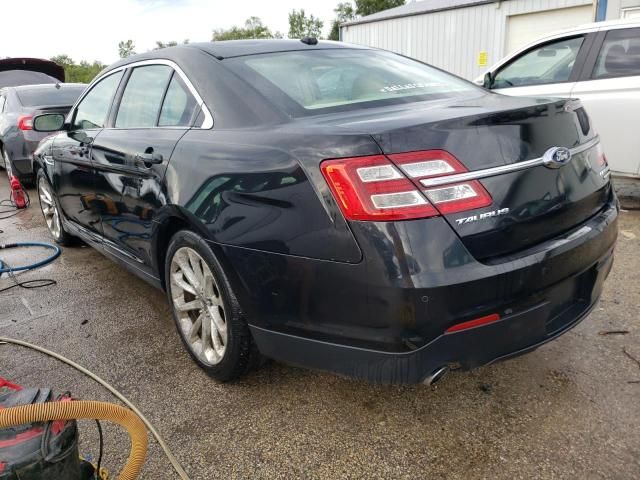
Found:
[134,152,163,167]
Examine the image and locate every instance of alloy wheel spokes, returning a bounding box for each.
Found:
[170,247,228,366]
[39,178,60,238]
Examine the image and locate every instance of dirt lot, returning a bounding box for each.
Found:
[1,180,639,480]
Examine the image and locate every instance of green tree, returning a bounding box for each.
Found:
[50,56,106,83]
[50,54,74,68]
[355,0,404,17]
[118,40,136,58]
[288,9,324,39]
[328,2,356,41]
[213,17,281,41]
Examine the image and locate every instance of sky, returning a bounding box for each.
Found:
[0,0,341,64]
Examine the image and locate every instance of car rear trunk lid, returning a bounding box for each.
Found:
[328,94,612,261]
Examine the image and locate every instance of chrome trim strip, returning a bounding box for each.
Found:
[420,136,600,188]
[68,59,213,129]
[599,165,611,179]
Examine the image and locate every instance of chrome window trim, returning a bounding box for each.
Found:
[420,137,601,188]
[68,59,213,129]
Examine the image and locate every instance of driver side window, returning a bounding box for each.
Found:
[493,36,584,89]
[72,71,124,130]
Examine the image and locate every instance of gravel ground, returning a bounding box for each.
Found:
[1,180,639,480]
[614,176,640,210]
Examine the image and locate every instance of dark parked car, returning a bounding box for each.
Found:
[0,83,85,184]
[31,40,618,384]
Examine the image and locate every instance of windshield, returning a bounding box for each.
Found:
[16,86,85,107]
[226,49,477,115]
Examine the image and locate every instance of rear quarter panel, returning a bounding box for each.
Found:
[163,127,381,263]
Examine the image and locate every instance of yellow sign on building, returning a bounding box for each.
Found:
[478,51,488,67]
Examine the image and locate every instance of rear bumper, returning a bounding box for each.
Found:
[10,158,33,177]
[221,195,618,384]
[4,134,43,177]
[250,247,613,384]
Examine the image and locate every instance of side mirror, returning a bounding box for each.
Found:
[33,113,66,132]
[482,71,494,89]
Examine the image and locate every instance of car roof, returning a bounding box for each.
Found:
[192,39,369,59]
[106,40,370,73]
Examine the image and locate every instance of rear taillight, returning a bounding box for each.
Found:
[598,154,608,167]
[321,155,438,221]
[388,150,492,215]
[17,115,33,131]
[321,150,492,221]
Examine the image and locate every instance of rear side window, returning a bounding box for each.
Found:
[73,71,124,130]
[16,87,85,107]
[493,36,584,88]
[592,28,640,79]
[116,65,172,128]
[227,49,475,115]
[158,74,198,127]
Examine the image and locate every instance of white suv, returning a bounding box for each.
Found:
[477,19,640,179]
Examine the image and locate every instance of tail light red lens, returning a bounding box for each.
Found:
[17,115,33,131]
[388,150,492,215]
[321,155,439,221]
[321,150,493,221]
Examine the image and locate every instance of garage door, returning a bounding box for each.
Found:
[506,5,593,54]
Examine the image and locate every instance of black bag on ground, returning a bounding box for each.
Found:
[0,386,93,480]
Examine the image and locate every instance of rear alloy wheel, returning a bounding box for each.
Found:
[37,170,74,245]
[165,230,260,381]
[170,247,228,365]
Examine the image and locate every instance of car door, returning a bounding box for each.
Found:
[90,64,200,275]
[490,34,593,98]
[52,70,124,241]
[570,27,640,177]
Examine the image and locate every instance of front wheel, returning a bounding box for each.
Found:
[165,230,260,381]
[37,169,75,245]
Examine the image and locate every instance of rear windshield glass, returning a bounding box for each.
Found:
[226,49,477,115]
[16,86,85,107]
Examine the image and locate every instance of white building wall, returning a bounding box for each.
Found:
[341,0,593,80]
[607,0,640,18]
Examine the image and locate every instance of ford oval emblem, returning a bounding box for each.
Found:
[543,147,572,169]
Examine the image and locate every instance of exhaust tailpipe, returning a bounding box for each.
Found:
[423,366,449,386]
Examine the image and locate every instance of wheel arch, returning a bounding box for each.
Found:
[153,205,238,293]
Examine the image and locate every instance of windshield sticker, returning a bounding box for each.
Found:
[379,82,444,93]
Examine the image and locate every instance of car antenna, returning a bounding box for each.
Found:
[55,83,61,89]
[300,37,318,46]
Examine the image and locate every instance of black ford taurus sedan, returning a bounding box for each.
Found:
[32,40,617,384]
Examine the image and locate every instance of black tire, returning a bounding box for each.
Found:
[165,230,260,381]
[20,175,35,189]
[36,169,76,246]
